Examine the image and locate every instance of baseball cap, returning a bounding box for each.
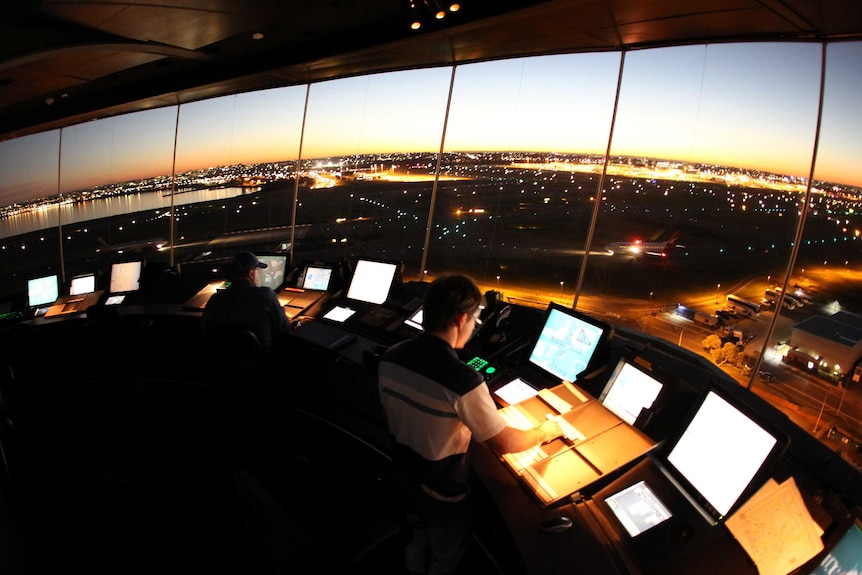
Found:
[231,251,267,275]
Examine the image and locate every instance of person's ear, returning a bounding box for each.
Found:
[456,312,469,329]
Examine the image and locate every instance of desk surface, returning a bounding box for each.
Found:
[470,440,624,575]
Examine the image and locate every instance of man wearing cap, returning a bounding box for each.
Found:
[201,251,290,352]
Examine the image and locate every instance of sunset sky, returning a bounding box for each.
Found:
[0,41,859,206]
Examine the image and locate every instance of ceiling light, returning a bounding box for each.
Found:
[409,0,464,29]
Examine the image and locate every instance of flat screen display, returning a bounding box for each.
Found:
[70,273,96,296]
[27,274,59,307]
[664,388,785,523]
[604,480,673,537]
[403,307,423,330]
[256,254,288,290]
[300,265,333,291]
[527,303,612,383]
[346,258,399,305]
[810,521,862,575]
[494,377,539,405]
[109,261,142,294]
[599,359,664,426]
[323,305,356,323]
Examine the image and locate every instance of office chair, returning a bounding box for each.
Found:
[199,328,265,391]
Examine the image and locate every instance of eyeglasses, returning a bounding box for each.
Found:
[470,313,483,326]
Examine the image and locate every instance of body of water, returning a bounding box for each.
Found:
[0,187,250,239]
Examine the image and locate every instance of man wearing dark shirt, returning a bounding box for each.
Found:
[201,251,290,352]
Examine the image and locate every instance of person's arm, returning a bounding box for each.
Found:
[265,288,291,334]
[484,418,563,455]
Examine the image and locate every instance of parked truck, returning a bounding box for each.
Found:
[676,304,720,328]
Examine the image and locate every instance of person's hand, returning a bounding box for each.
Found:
[537,418,563,444]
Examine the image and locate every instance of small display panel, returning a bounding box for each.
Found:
[105,295,126,306]
[109,261,142,294]
[604,480,673,537]
[300,265,333,291]
[811,521,862,575]
[599,359,664,426]
[323,305,356,323]
[27,274,59,307]
[70,273,96,296]
[403,307,423,330]
[346,258,399,305]
[494,377,539,405]
[664,388,784,522]
[257,254,288,290]
[527,303,612,383]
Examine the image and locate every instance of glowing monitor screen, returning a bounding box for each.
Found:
[527,303,612,383]
[257,254,287,290]
[109,261,142,294]
[599,360,664,426]
[664,388,783,522]
[28,274,59,307]
[403,307,423,330]
[604,480,673,537]
[323,305,356,323]
[300,265,333,291]
[346,258,399,305]
[493,378,539,405]
[811,521,862,575]
[70,273,96,296]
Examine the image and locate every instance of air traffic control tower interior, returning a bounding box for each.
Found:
[1,2,862,574]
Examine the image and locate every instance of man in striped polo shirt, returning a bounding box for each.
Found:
[378,273,562,575]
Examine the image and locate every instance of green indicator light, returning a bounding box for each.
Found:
[485,366,496,374]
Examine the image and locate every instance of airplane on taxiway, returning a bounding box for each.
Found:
[603,229,682,258]
[96,237,168,254]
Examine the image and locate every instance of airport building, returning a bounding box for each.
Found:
[1,2,862,574]
[788,311,862,386]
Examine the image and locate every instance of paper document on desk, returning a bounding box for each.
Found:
[725,477,823,575]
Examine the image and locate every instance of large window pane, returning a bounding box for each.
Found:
[592,43,825,409]
[434,54,619,292]
[298,69,452,273]
[793,41,862,394]
[172,87,305,270]
[0,131,62,296]
[57,108,178,280]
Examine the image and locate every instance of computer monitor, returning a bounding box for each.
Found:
[298,264,333,291]
[109,260,142,294]
[345,257,400,305]
[27,274,59,307]
[810,520,862,575]
[598,358,664,426]
[69,272,97,296]
[662,386,787,524]
[403,307,423,330]
[604,479,673,537]
[526,302,613,383]
[256,254,288,290]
